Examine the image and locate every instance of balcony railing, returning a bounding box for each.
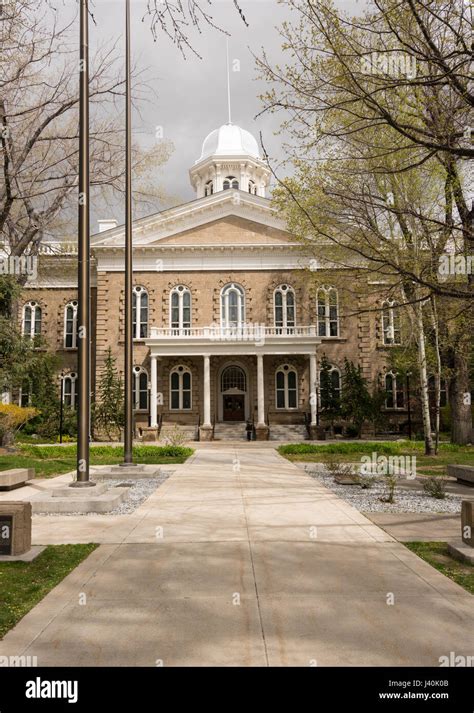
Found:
[149,325,318,340]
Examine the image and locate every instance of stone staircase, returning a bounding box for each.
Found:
[269,424,308,441]
[159,423,198,442]
[213,422,247,441]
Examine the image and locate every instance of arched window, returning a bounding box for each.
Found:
[319,365,341,408]
[170,285,191,334]
[248,180,257,195]
[223,176,239,190]
[204,180,214,197]
[382,301,401,345]
[385,371,404,409]
[170,365,192,410]
[63,372,78,409]
[274,284,296,333]
[275,364,298,409]
[64,300,78,348]
[221,283,245,328]
[132,285,148,339]
[317,287,339,337]
[132,366,149,411]
[22,301,42,339]
[221,366,247,392]
[428,375,448,408]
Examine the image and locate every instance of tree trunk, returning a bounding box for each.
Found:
[415,300,435,455]
[450,349,473,445]
[429,296,441,455]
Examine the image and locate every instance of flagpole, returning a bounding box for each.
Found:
[73,0,94,487]
[122,0,135,466]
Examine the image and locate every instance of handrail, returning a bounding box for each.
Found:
[196,414,201,442]
[211,414,216,440]
[157,413,163,437]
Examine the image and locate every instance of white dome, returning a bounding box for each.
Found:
[197,123,260,162]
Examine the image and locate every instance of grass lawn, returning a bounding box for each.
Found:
[0,544,98,639]
[278,441,474,477]
[404,541,474,595]
[0,444,194,478]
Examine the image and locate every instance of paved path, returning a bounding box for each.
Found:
[1,447,473,666]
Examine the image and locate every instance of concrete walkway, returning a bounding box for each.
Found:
[1,447,473,666]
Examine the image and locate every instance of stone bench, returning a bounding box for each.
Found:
[0,502,32,555]
[0,468,34,491]
[447,465,474,486]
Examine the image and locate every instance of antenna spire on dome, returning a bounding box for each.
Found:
[226,38,232,125]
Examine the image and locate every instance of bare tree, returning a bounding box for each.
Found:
[0,0,172,259]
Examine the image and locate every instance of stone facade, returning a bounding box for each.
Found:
[14,122,417,439]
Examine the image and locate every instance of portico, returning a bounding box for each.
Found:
[145,326,321,440]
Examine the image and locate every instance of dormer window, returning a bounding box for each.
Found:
[223,176,239,190]
[204,180,214,196]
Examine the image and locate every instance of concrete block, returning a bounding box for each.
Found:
[461,500,474,546]
[0,501,32,555]
[448,540,474,565]
[30,487,128,514]
[0,468,34,491]
[447,464,474,485]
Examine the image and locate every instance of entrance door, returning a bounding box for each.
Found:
[223,395,245,421]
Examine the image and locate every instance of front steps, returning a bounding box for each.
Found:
[269,424,308,441]
[159,423,199,442]
[213,422,308,441]
[213,422,247,441]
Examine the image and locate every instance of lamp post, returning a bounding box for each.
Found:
[121,0,136,467]
[59,371,65,445]
[72,0,95,487]
[406,372,412,440]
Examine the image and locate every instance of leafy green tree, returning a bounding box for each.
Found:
[340,359,374,438]
[94,348,124,441]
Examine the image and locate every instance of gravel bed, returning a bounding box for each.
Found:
[36,472,171,517]
[304,466,462,514]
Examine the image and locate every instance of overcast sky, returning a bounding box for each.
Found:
[68,0,361,227]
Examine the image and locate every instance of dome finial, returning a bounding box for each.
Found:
[226,38,232,125]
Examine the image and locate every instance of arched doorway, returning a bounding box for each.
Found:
[219,365,248,421]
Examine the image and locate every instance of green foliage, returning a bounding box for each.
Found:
[405,542,474,595]
[93,348,124,440]
[19,444,193,461]
[0,404,39,446]
[423,477,448,500]
[319,354,341,425]
[278,441,473,455]
[340,359,374,437]
[0,275,21,318]
[0,544,98,638]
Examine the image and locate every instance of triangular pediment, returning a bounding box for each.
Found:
[91,190,293,250]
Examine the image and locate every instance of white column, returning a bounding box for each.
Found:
[309,352,317,426]
[257,354,265,427]
[150,354,158,428]
[203,354,211,427]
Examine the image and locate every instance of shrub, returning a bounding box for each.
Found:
[0,404,39,446]
[379,474,397,503]
[345,424,359,438]
[162,425,188,447]
[423,477,448,500]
